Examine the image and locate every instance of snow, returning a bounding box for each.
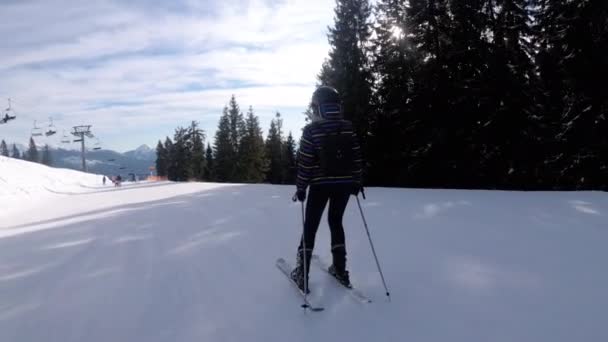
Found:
[1,156,608,342]
[0,156,102,219]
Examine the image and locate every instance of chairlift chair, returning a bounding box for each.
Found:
[0,99,16,124]
[61,131,71,144]
[45,117,57,136]
[31,120,43,137]
[0,113,16,125]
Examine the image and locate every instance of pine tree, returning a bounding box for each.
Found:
[187,121,206,180]
[227,96,246,181]
[41,144,52,166]
[156,140,168,177]
[238,106,267,183]
[477,0,538,189]
[319,0,374,147]
[402,0,454,187]
[537,0,608,189]
[282,132,297,184]
[165,137,176,180]
[214,106,236,182]
[171,127,191,181]
[27,137,39,163]
[369,0,418,186]
[265,113,285,184]
[11,144,20,159]
[0,140,8,157]
[204,143,214,181]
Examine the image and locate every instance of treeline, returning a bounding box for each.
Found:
[319,0,607,190]
[1,138,52,166]
[155,95,297,183]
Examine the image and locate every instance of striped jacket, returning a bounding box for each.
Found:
[296,115,363,191]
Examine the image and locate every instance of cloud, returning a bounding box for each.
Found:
[0,0,334,151]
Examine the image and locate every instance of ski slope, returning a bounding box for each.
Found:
[1,156,607,342]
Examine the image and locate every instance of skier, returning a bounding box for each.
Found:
[102,176,106,185]
[291,86,363,293]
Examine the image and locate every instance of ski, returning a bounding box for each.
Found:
[276,258,325,312]
[311,254,372,304]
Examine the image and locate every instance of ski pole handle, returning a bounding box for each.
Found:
[361,187,366,200]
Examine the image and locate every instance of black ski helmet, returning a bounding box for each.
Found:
[311,86,340,120]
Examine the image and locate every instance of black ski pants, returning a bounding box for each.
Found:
[298,183,351,274]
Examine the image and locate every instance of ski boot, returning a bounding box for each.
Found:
[328,264,352,288]
[291,249,311,294]
[290,266,310,294]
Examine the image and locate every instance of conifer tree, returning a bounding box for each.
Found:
[165,137,176,181]
[369,0,417,185]
[319,0,374,146]
[282,132,297,184]
[27,137,39,163]
[156,140,168,177]
[0,140,8,157]
[11,144,20,159]
[171,127,191,181]
[229,96,246,181]
[265,113,285,184]
[41,144,52,166]
[214,107,236,182]
[204,143,214,181]
[187,121,206,180]
[238,106,267,183]
[536,0,608,189]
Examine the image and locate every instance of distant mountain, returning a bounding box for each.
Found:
[123,144,155,161]
[3,142,156,177]
[52,147,155,177]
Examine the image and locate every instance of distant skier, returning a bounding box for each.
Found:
[102,176,106,186]
[290,86,363,293]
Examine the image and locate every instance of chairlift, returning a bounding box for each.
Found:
[61,130,71,144]
[0,113,16,125]
[0,99,16,125]
[119,166,127,170]
[45,117,57,137]
[107,158,116,162]
[93,138,102,150]
[31,120,43,137]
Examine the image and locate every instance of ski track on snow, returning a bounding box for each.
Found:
[1,157,607,342]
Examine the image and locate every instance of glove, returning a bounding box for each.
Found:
[351,183,365,198]
[292,189,306,202]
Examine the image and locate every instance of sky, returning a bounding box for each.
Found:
[0,0,336,152]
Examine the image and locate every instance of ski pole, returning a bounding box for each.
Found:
[356,195,390,300]
[300,201,310,312]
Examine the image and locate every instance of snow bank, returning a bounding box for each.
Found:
[0,155,104,218]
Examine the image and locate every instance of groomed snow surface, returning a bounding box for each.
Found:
[1,155,607,342]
